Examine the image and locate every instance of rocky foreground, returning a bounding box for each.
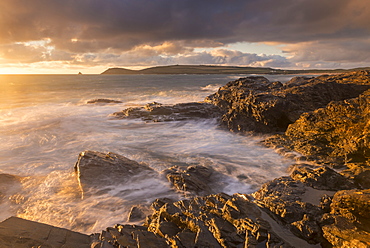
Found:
[1,71,370,247]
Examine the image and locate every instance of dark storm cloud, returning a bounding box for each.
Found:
[0,0,369,68]
[1,0,369,50]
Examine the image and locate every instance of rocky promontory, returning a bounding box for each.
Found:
[2,70,370,247]
[205,70,370,133]
[98,70,370,247]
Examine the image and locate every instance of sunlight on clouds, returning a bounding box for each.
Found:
[133,42,192,56]
[16,39,52,48]
[194,42,285,57]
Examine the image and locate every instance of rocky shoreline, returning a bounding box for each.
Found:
[1,71,370,247]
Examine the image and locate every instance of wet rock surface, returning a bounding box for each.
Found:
[163,165,232,197]
[74,150,156,196]
[112,101,222,122]
[205,70,370,133]
[164,165,215,196]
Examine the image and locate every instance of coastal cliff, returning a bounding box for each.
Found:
[1,71,370,247]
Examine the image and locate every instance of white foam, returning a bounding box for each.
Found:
[0,74,299,233]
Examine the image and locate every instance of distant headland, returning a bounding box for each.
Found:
[101,64,370,75]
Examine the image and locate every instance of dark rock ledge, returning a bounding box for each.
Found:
[2,71,370,247]
[112,101,222,122]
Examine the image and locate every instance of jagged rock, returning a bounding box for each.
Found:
[163,165,215,196]
[163,165,242,197]
[205,70,370,133]
[265,87,370,168]
[290,164,355,190]
[74,150,156,196]
[92,224,168,248]
[150,198,176,211]
[322,189,370,247]
[87,99,122,104]
[112,101,222,122]
[252,175,335,245]
[0,216,92,248]
[143,193,309,247]
[290,214,324,244]
[92,191,329,247]
[127,205,151,223]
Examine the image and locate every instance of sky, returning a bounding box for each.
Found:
[0,0,369,74]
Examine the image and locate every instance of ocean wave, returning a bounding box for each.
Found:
[200,84,222,92]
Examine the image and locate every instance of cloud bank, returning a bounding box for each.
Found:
[1,0,369,72]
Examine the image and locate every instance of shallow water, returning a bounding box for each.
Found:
[0,74,297,233]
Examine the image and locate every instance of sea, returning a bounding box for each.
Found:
[0,74,300,234]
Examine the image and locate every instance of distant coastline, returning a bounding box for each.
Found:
[101,64,370,75]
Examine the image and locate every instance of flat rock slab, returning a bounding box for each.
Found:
[74,150,156,196]
[0,216,92,248]
[112,102,221,122]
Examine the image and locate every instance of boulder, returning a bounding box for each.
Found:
[163,165,216,196]
[322,189,370,247]
[74,150,156,196]
[205,70,370,133]
[112,102,222,122]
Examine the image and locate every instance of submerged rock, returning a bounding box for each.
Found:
[112,101,222,122]
[205,70,370,133]
[0,174,21,200]
[74,150,156,196]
